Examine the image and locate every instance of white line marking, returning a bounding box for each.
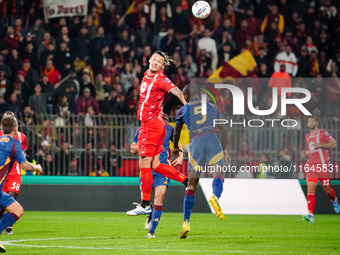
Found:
[2,237,339,254]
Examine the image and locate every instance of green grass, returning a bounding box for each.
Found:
[2,212,340,254]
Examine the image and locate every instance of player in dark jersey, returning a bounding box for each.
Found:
[0,116,42,252]
[301,116,339,223]
[173,84,231,239]
[0,111,28,235]
[127,51,188,216]
[131,113,183,238]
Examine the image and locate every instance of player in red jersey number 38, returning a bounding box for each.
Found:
[127,51,188,216]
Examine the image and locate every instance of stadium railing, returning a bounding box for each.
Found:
[16,114,340,179]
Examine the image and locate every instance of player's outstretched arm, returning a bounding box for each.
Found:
[172,142,183,166]
[169,87,187,105]
[131,142,138,154]
[172,123,184,159]
[19,162,43,174]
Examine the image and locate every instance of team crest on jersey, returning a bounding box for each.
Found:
[141,82,147,93]
[164,78,171,83]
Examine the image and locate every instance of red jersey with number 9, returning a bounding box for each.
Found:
[0,130,27,176]
[306,129,334,165]
[138,70,176,123]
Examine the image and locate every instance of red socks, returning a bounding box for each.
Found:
[140,168,152,201]
[307,193,315,214]
[328,188,336,202]
[154,163,186,183]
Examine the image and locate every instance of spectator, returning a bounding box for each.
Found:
[102,144,122,176]
[134,16,153,50]
[80,142,100,176]
[183,55,198,78]
[236,141,255,168]
[139,45,152,74]
[55,41,73,77]
[68,157,82,176]
[126,87,139,114]
[274,45,298,77]
[269,64,292,96]
[43,60,61,86]
[35,118,58,144]
[126,77,140,98]
[4,26,20,52]
[43,153,54,175]
[8,49,21,81]
[306,36,318,55]
[0,95,6,113]
[28,84,47,114]
[22,59,39,89]
[308,51,322,77]
[76,88,101,115]
[120,62,136,91]
[36,140,51,165]
[54,142,74,175]
[6,92,21,116]
[198,29,218,71]
[93,44,109,75]
[40,42,55,68]
[160,27,179,57]
[94,73,108,111]
[261,4,284,35]
[79,71,96,97]
[243,7,261,39]
[38,32,55,58]
[0,54,11,79]
[75,27,91,60]
[0,69,11,99]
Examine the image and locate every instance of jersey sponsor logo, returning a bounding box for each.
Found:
[309,142,315,150]
[141,82,147,93]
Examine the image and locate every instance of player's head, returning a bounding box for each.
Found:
[307,115,318,130]
[149,51,172,73]
[3,111,18,127]
[1,115,17,135]
[183,84,198,102]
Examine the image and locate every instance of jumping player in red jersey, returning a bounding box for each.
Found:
[126,51,188,216]
[301,116,339,223]
[0,111,27,235]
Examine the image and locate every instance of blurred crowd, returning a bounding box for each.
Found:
[0,0,338,120]
[0,0,340,176]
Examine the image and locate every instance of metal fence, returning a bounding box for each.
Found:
[16,114,340,179]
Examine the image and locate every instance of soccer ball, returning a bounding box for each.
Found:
[192,1,211,19]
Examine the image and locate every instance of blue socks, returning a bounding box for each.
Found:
[183,189,196,221]
[212,176,224,199]
[149,205,162,233]
[0,213,18,233]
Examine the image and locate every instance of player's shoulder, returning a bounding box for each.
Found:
[166,123,175,132]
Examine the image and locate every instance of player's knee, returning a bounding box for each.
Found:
[154,196,163,205]
[322,186,330,194]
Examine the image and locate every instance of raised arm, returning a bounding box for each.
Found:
[19,162,43,174]
[169,87,187,105]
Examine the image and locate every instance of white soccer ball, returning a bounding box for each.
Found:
[192,1,211,19]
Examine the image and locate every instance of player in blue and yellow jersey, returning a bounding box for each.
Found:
[173,84,230,239]
[0,115,42,252]
[130,112,183,238]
